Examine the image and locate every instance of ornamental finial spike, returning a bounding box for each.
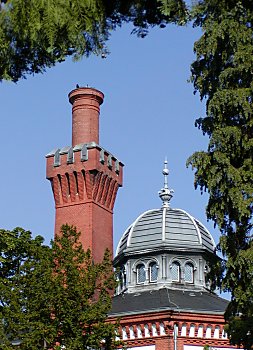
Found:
[159,158,174,208]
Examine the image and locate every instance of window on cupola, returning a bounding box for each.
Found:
[149,262,158,282]
[185,263,194,283]
[171,261,181,282]
[136,264,146,283]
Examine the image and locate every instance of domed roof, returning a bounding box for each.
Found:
[115,160,216,258]
[115,207,216,257]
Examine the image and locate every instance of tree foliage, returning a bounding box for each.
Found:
[0,0,107,81]
[0,225,118,350]
[187,1,253,348]
[0,227,51,349]
[0,0,187,81]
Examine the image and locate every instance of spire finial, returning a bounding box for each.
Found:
[159,158,174,208]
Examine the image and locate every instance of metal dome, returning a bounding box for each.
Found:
[115,160,216,258]
[115,207,216,257]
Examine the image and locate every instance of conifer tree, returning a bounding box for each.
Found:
[0,226,118,350]
[187,1,253,348]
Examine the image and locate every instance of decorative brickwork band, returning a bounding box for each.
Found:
[49,169,120,211]
[116,320,228,343]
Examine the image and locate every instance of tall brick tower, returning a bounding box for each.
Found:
[46,87,123,261]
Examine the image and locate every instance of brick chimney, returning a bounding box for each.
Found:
[46,87,123,261]
[69,87,104,145]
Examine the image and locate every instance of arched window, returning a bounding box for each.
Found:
[149,262,158,282]
[171,261,180,282]
[136,264,146,283]
[185,263,194,283]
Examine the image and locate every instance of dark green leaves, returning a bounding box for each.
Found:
[0,227,52,349]
[0,225,118,350]
[188,1,253,348]
[0,0,188,81]
[0,0,107,81]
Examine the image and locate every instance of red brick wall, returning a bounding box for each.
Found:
[156,337,170,350]
[54,201,113,261]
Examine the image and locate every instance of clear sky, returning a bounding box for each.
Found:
[1,23,218,253]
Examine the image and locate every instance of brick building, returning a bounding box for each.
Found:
[46,87,233,350]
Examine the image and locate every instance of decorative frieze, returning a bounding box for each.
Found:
[118,322,227,341]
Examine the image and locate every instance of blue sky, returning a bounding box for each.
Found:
[1,23,218,253]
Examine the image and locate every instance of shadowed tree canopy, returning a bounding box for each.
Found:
[0,0,187,82]
[0,225,119,350]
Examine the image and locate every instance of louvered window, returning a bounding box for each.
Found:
[149,262,158,282]
[171,261,180,282]
[136,264,146,283]
[185,263,194,283]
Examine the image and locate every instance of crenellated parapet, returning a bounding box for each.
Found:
[46,142,123,211]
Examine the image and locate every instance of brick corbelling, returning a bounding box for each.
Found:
[96,174,107,202]
[109,182,119,210]
[92,171,103,200]
[85,170,93,199]
[61,174,68,203]
[101,176,111,204]
[48,168,119,212]
[69,172,77,202]
[76,171,85,200]
[106,178,115,207]
[52,176,61,205]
